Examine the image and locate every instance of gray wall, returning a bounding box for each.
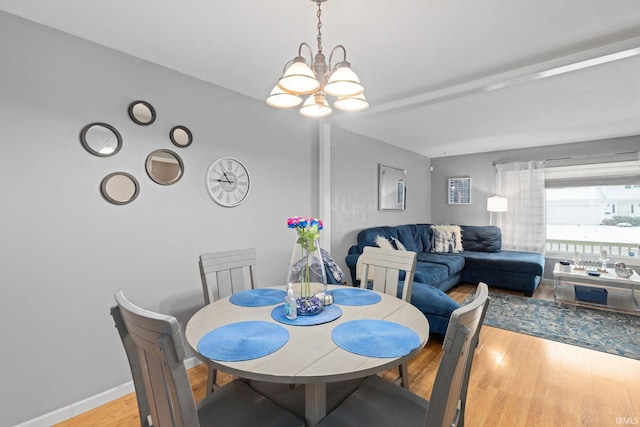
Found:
[330,127,432,283]
[0,12,321,426]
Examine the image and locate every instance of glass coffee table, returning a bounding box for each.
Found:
[553,263,640,314]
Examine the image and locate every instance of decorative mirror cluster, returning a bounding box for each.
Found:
[80,99,193,205]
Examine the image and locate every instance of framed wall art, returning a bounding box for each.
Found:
[448,176,471,205]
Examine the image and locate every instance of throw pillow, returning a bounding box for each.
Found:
[375,235,394,250]
[430,225,462,253]
[390,237,407,251]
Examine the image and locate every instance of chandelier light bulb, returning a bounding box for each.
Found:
[324,62,364,97]
[266,85,302,109]
[334,92,369,112]
[300,93,332,118]
[278,57,320,94]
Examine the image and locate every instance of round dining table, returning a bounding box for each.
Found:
[185,285,430,426]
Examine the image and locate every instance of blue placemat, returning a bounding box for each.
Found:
[271,304,343,326]
[332,288,382,306]
[197,321,289,361]
[229,288,287,307]
[331,319,420,358]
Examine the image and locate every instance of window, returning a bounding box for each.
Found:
[545,158,640,260]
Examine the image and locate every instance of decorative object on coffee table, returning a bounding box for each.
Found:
[615,261,634,278]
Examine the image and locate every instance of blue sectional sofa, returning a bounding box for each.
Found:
[346,224,545,296]
[345,224,545,336]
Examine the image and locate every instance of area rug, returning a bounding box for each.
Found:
[463,292,640,360]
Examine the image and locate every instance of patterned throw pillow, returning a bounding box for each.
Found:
[390,237,407,251]
[430,225,463,253]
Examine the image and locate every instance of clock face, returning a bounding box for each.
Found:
[205,157,251,207]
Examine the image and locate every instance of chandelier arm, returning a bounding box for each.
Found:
[297,42,315,65]
[328,45,347,70]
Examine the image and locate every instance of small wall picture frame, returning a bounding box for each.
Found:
[448,177,471,205]
[379,164,406,210]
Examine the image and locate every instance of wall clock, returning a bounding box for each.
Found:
[205,157,251,207]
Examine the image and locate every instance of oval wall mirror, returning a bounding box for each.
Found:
[100,172,140,205]
[145,149,184,185]
[170,125,193,148]
[80,122,122,157]
[128,100,156,125]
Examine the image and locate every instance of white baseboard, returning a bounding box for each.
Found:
[14,357,203,427]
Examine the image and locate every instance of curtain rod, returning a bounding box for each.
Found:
[493,151,638,167]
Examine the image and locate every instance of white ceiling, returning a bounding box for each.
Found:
[1,0,639,158]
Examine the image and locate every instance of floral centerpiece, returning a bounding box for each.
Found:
[287,216,327,315]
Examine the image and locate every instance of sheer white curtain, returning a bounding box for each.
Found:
[495,161,546,252]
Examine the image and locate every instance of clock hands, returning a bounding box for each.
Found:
[213,172,234,184]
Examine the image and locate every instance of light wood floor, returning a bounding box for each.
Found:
[55,283,640,427]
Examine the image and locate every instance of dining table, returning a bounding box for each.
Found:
[185,284,430,427]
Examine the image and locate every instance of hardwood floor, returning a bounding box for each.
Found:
[55,283,640,427]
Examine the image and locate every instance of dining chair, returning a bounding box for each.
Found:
[199,248,257,304]
[356,246,418,389]
[317,282,490,427]
[111,291,304,427]
[199,248,257,393]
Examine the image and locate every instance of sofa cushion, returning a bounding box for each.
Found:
[415,252,465,275]
[460,225,501,252]
[397,281,461,336]
[395,224,427,253]
[461,250,544,276]
[413,262,450,287]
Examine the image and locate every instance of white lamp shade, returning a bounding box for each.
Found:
[300,94,332,118]
[334,93,369,111]
[278,58,320,94]
[266,85,302,109]
[487,196,508,212]
[324,63,364,97]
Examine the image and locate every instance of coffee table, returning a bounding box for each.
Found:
[552,263,640,314]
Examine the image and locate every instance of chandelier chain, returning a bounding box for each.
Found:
[316,0,323,53]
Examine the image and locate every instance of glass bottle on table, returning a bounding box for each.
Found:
[285,283,297,320]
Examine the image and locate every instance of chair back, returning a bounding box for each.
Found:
[425,282,490,427]
[199,248,257,304]
[357,246,417,302]
[112,291,200,427]
[111,305,152,427]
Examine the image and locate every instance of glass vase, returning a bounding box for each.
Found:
[287,238,327,315]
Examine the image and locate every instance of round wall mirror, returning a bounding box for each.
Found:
[80,122,122,157]
[128,100,156,125]
[170,125,193,148]
[145,149,184,185]
[100,172,139,205]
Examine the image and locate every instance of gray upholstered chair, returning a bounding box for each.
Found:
[111,291,303,427]
[356,246,418,389]
[198,248,257,393]
[317,282,490,427]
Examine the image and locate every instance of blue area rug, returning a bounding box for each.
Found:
[463,292,640,360]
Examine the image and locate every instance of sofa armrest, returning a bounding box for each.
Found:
[345,251,361,286]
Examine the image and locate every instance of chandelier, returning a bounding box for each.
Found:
[266,0,368,118]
